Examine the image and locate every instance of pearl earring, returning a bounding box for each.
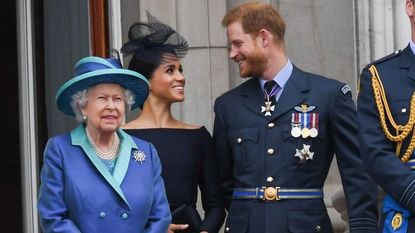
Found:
[83,115,87,121]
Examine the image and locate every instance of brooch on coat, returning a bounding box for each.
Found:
[295,144,314,163]
[291,104,319,138]
[132,150,146,164]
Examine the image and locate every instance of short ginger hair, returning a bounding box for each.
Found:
[222,2,286,45]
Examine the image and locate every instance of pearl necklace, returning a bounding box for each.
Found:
[86,129,120,160]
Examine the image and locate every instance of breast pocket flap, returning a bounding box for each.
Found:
[228,128,259,144]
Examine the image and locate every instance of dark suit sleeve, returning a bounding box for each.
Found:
[330,85,379,233]
[198,129,226,232]
[38,138,82,233]
[213,97,234,210]
[358,67,415,213]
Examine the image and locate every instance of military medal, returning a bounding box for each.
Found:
[295,144,314,163]
[310,112,319,138]
[391,212,403,230]
[310,128,318,138]
[301,110,310,138]
[291,126,301,137]
[301,127,310,138]
[291,113,301,137]
[261,101,275,116]
[261,81,280,116]
[292,104,319,139]
[133,150,146,164]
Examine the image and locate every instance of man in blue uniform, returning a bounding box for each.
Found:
[357,0,415,232]
[213,2,378,232]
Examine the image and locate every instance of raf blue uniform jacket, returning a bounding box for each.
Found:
[213,66,378,233]
[38,125,171,233]
[358,45,415,231]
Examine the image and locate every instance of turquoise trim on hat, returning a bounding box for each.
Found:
[55,56,149,116]
[75,56,117,68]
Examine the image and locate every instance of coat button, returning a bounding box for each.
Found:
[267,148,274,155]
[315,225,321,232]
[121,212,129,219]
[266,177,274,182]
[225,227,230,232]
[268,122,275,128]
[99,212,106,218]
[237,138,242,143]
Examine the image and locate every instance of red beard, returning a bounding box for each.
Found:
[238,49,267,78]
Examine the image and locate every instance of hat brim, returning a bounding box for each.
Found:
[56,69,149,116]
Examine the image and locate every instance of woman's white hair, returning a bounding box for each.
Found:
[70,86,135,122]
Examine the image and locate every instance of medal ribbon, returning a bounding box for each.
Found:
[291,113,301,126]
[311,113,319,129]
[263,81,279,102]
[302,113,309,129]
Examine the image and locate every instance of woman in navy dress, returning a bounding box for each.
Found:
[121,12,225,233]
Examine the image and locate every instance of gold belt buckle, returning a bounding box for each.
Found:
[263,186,280,201]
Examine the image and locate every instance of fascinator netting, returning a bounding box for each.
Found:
[121,11,188,66]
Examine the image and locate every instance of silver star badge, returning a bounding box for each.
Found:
[133,150,146,164]
[261,101,275,116]
[294,144,314,163]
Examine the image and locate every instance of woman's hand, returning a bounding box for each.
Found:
[168,223,189,233]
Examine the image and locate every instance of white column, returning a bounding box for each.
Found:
[17,0,39,232]
[355,0,371,72]
[108,0,123,52]
[394,0,411,49]
[371,0,395,60]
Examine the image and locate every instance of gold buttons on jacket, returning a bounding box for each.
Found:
[99,212,106,218]
[121,212,129,219]
[237,138,242,143]
[266,177,274,182]
[267,148,274,155]
[268,122,275,128]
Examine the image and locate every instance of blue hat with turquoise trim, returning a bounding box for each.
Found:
[55,56,149,116]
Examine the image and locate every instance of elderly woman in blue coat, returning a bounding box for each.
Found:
[38,56,171,233]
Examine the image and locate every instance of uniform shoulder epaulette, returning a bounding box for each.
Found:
[365,49,402,68]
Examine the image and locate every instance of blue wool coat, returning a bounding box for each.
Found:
[38,125,171,233]
[213,66,379,233]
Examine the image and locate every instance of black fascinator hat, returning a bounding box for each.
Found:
[121,11,188,79]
